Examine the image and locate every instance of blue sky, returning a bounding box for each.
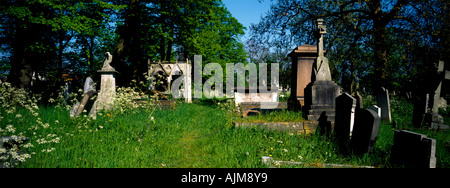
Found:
[222,0,272,41]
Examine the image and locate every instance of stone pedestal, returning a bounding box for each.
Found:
[95,68,118,111]
[304,80,340,121]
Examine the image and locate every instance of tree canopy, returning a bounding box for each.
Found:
[250,0,449,95]
[0,0,246,93]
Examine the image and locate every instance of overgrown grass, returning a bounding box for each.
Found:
[2,95,448,168]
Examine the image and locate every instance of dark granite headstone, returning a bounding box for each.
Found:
[334,93,356,144]
[391,130,436,168]
[376,87,391,122]
[350,108,381,155]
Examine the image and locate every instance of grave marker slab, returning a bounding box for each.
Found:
[376,87,391,122]
[392,130,436,168]
[334,93,356,142]
[367,105,381,118]
[350,108,381,155]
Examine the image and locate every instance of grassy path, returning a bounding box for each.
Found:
[13,102,450,168]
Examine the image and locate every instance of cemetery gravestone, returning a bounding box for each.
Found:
[391,130,436,168]
[428,61,449,129]
[367,105,381,118]
[303,19,340,122]
[350,108,381,155]
[353,92,363,109]
[75,77,96,117]
[412,94,429,128]
[376,87,391,122]
[334,93,356,143]
[412,61,449,129]
[93,52,118,112]
[288,44,320,106]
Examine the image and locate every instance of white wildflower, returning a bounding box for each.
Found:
[6,124,15,133]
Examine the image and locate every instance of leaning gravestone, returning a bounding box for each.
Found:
[376,87,391,122]
[74,77,96,117]
[83,77,96,94]
[350,108,381,155]
[391,130,436,168]
[334,93,356,144]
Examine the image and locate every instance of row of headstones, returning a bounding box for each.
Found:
[334,92,436,168]
[334,93,380,155]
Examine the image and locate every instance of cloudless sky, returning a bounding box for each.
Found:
[222,0,272,41]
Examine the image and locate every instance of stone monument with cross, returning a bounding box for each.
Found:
[303,19,340,123]
[413,60,450,129]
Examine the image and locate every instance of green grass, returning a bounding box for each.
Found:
[237,110,306,123]
[1,100,449,168]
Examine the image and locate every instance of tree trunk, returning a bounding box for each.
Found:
[113,0,143,86]
[165,32,173,62]
[8,24,32,89]
[369,0,388,93]
[373,19,388,92]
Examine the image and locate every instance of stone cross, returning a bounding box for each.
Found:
[432,60,450,113]
[317,19,327,58]
[314,19,332,81]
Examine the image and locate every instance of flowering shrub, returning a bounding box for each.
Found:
[0,81,60,168]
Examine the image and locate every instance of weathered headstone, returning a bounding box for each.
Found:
[350,108,381,155]
[376,87,391,122]
[367,105,381,118]
[412,93,429,128]
[303,19,340,122]
[432,61,450,113]
[83,77,96,94]
[70,102,81,117]
[391,130,436,168]
[74,77,96,117]
[427,61,449,129]
[334,93,356,143]
[353,92,363,110]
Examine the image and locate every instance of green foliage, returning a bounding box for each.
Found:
[251,0,449,94]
